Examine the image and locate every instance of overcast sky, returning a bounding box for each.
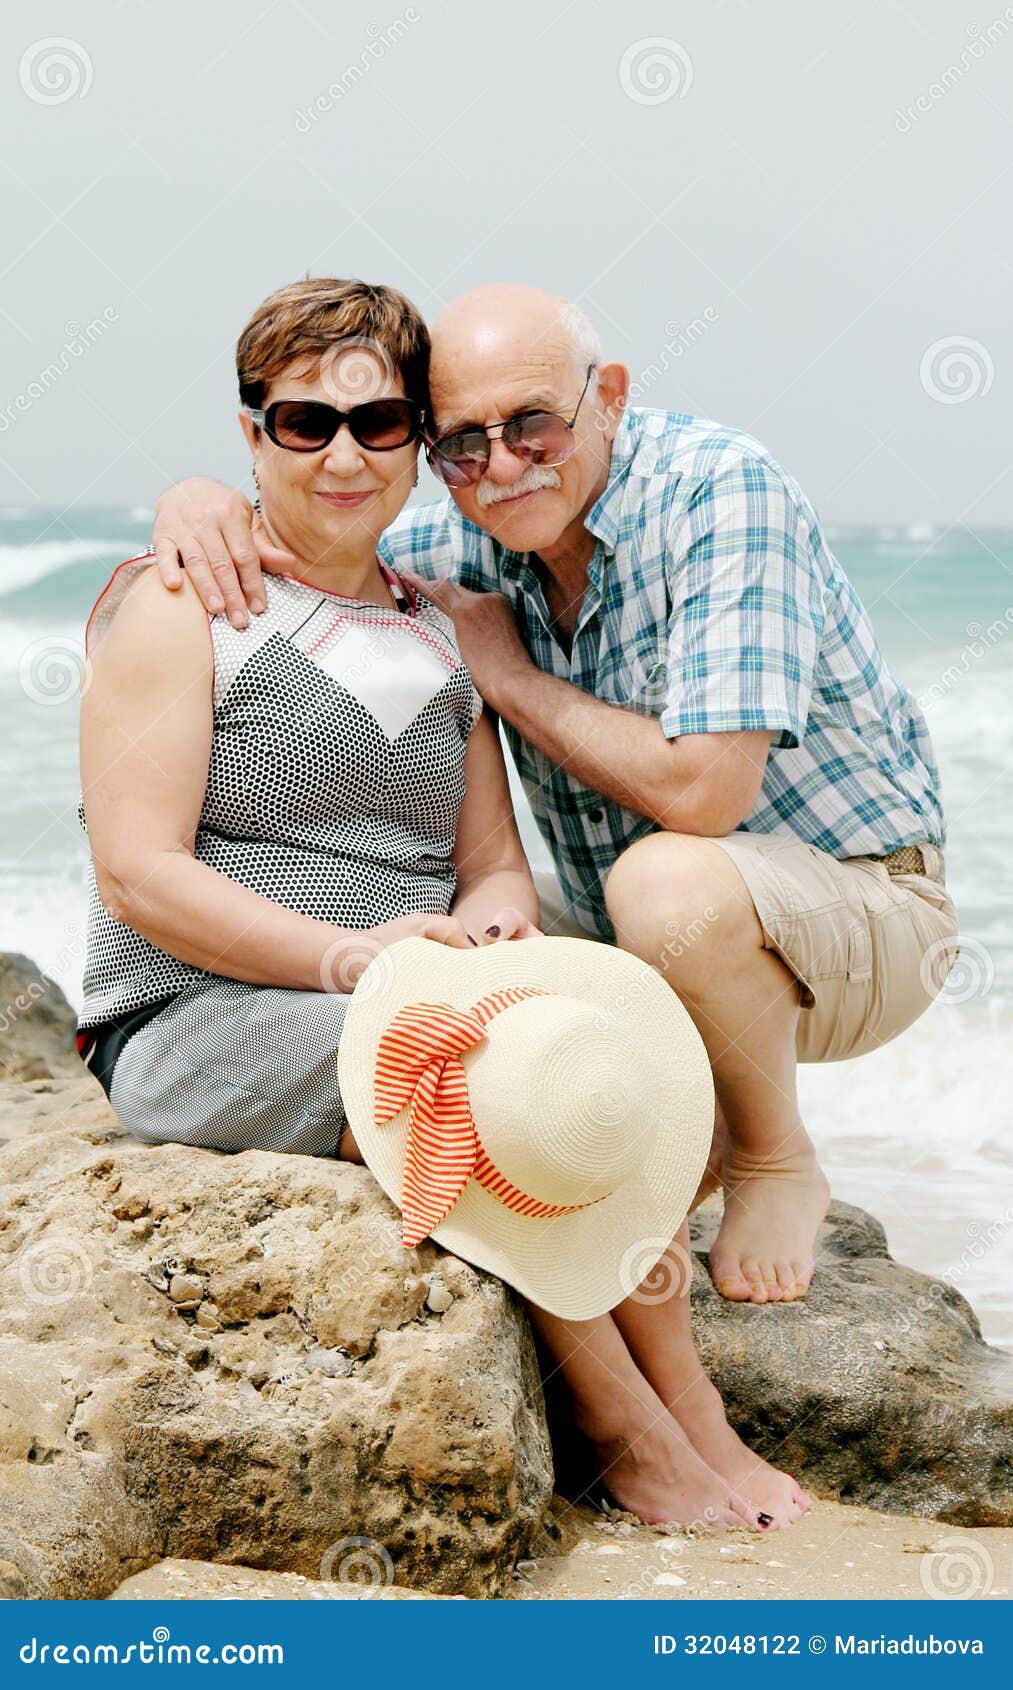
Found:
[2,0,1010,524]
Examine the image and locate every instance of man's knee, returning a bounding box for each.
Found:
[604,832,759,966]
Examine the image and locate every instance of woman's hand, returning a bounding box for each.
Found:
[322,912,478,991]
[152,477,296,628]
[473,906,543,944]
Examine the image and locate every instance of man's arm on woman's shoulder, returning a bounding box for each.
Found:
[151,476,297,629]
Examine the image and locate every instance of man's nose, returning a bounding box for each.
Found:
[483,435,527,485]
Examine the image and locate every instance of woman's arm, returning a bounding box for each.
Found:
[80,570,470,992]
[450,708,542,942]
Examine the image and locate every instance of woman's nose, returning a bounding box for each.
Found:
[321,423,367,476]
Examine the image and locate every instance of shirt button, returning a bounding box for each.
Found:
[587,807,605,823]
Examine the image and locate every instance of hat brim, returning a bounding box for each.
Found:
[337,935,713,1320]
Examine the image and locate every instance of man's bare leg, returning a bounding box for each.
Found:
[610,1224,811,1524]
[525,1299,765,1530]
[605,832,829,1304]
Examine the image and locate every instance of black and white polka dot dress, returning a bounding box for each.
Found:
[78,558,482,1157]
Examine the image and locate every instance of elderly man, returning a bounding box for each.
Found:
[150,283,958,1311]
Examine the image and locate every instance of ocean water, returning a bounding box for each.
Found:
[2,509,1012,1345]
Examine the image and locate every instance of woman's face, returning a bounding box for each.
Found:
[240,351,419,565]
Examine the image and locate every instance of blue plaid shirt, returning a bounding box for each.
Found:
[379,407,944,941]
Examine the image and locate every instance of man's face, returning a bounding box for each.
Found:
[428,333,627,555]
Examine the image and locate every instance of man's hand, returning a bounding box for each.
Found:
[152,478,296,628]
[399,571,532,707]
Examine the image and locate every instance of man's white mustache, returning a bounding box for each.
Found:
[475,465,562,510]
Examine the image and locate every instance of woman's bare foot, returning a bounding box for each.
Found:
[670,1369,812,1526]
[709,1129,830,1303]
[587,1415,770,1532]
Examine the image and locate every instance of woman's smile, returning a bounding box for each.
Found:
[315,489,375,508]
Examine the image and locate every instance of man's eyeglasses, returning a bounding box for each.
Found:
[425,365,597,489]
[243,397,424,454]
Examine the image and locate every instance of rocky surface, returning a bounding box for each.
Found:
[0,954,81,1084]
[0,963,553,1601]
[0,951,1010,1608]
[109,1558,458,1599]
[689,1201,1013,1526]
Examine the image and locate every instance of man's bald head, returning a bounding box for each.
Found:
[430,285,601,388]
[425,283,626,561]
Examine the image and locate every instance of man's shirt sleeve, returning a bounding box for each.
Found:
[659,457,825,749]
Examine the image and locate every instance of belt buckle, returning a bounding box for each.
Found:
[883,844,933,880]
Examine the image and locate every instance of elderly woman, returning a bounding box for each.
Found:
[78,278,805,1534]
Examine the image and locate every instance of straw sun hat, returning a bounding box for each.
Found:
[337,934,714,1320]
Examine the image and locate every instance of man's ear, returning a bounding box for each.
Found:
[594,363,629,439]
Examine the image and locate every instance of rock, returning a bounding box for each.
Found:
[168,1273,204,1306]
[689,1199,1013,1526]
[0,1081,553,1599]
[0,954,80,1084]
[2,948,1010,1602]
[108,1557,461,1600]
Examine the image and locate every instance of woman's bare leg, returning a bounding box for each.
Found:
[525,1300,762,1530]
[610,1223,811,1526]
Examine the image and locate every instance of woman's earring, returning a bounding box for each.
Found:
[252,465,261,515]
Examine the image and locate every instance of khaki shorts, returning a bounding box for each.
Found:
[534,833,959,1065]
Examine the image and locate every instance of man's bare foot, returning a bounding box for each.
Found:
[670,1369,812,1526]
[709,1130,830,1303]
[588,1417,770,1532]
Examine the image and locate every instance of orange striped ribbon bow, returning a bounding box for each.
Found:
[373,986,598,1247]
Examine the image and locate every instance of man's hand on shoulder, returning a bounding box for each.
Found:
[152,478,295,628]
[399,570,532,709]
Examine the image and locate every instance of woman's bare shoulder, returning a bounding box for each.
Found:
[88,563,212,688]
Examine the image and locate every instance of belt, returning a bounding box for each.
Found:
[873,844,943,882]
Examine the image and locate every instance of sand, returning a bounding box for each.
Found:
[509,1498,1012,1601]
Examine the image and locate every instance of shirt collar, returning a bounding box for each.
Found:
[584,408,655,552]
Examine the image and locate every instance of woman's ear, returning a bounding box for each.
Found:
[238,409,261,456]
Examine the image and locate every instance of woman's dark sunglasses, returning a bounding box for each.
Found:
[425,365,596,488]
[244,397,424,454]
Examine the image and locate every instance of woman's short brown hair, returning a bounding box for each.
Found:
[236,277,430,413]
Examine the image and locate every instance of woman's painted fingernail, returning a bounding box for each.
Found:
[757,1512,774,1527]
[485,925,501,938]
